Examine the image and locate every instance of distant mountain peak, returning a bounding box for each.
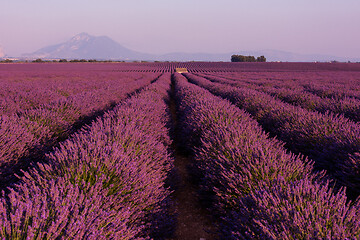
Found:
[22,33,152,60]
[70,32,92,42]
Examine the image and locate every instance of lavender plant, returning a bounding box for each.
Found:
[0,71,159,186]
[173,73,360,239]
[185,72,360,198]
[199,72,360,123]
[0,73,174,239]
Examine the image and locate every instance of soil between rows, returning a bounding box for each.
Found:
[169,78,217,240]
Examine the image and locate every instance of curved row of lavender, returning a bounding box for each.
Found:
[259,87,360,123]
[0,73,174,239]
[0,72,159,186]
[0,66,154,116]
[184,73,360,199]
[196,72,360,123]
[303,83,360,100]
[209,70,360,92]
[207,70,360,103]
[173,73,360,239]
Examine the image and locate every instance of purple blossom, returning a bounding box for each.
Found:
[173,72,360,238]
[0,73,174,239]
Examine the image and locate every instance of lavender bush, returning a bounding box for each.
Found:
[198,72,360,123]
[0,73,174,239]
[185,72,360,198]
[173,73,360,239]
[0,71,158,186]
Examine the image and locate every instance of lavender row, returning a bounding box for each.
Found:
[0,73,158,186]
[302,82,360,100]
[0,73,174,239]
[184,73,360,198]
[210,71,360,93]
[208,71,360,100]
[0,69,151,116]
[198,72,360,123]
[259,86,360,123]
[173,73,359,239]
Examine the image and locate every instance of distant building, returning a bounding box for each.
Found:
[175,68,188,73]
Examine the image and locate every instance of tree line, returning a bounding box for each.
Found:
[231,55,266,62]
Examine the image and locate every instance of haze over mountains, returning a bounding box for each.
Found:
[19,33,360,62]
[22,33,152,60]
[0,45,5,58]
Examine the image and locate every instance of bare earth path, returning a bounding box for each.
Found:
[169,79,217,240]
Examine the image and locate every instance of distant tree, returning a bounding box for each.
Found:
[32,58,43,63]
[231,55,246,62]
[1,59,13,63]
[59,59,68,62]
[232,54,267,62]
[257,55,266,62]
[245,56,256,62]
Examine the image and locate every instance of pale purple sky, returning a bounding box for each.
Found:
[1,0,359,58]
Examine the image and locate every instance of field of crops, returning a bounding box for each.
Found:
[1,62,360,239]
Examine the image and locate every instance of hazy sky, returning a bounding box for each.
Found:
[1,0,359,57]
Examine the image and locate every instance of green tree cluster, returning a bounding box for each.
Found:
[32,58,44,63]
[0,59,13,63]
[231,55,266,62]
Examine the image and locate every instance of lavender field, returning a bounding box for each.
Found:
[1,62,360,239]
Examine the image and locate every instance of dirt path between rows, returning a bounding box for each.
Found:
[169,78,217,240]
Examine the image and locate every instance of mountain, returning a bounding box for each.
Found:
[23,33,153,60]
[23,33,359,62]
